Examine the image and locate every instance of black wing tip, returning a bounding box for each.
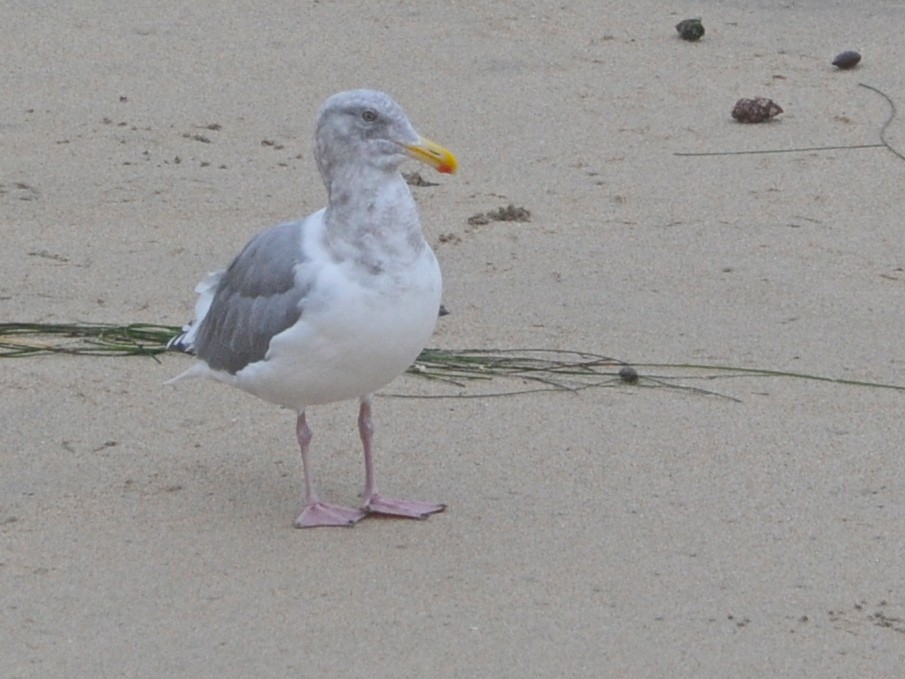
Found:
[166,325,196,355]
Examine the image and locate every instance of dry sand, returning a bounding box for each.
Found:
[3,1,905,676]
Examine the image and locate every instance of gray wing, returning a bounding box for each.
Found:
[193,221,308,374]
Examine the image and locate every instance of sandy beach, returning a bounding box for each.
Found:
[3,1,905,676]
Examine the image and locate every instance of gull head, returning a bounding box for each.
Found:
[315,89,457,182]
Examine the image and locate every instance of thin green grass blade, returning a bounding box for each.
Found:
[2,323,904,399]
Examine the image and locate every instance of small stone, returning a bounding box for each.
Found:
[676,18,705,41]
[832,50,861,70]
[618,365,639,384]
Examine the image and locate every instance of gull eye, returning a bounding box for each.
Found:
[361,108,378,123]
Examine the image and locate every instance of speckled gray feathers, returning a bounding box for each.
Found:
[192,222,307,374]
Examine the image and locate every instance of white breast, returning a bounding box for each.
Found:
[233,245,441,410]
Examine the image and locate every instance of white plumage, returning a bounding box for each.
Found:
[168,89,456,527]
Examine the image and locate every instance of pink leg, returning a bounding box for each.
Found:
[293,411,366,528]
[358,396,446,520]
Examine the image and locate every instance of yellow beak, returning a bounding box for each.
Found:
[403,137,458,174]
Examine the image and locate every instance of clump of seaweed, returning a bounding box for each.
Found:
[3,322,904,401]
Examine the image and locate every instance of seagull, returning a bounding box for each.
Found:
[167,89,457,528]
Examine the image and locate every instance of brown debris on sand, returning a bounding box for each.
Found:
[731,97,783,123]
[467,204,532,225]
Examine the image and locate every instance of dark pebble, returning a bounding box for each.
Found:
[832,50,861,69]
[618,365,639,384]
[676,18,705,41]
